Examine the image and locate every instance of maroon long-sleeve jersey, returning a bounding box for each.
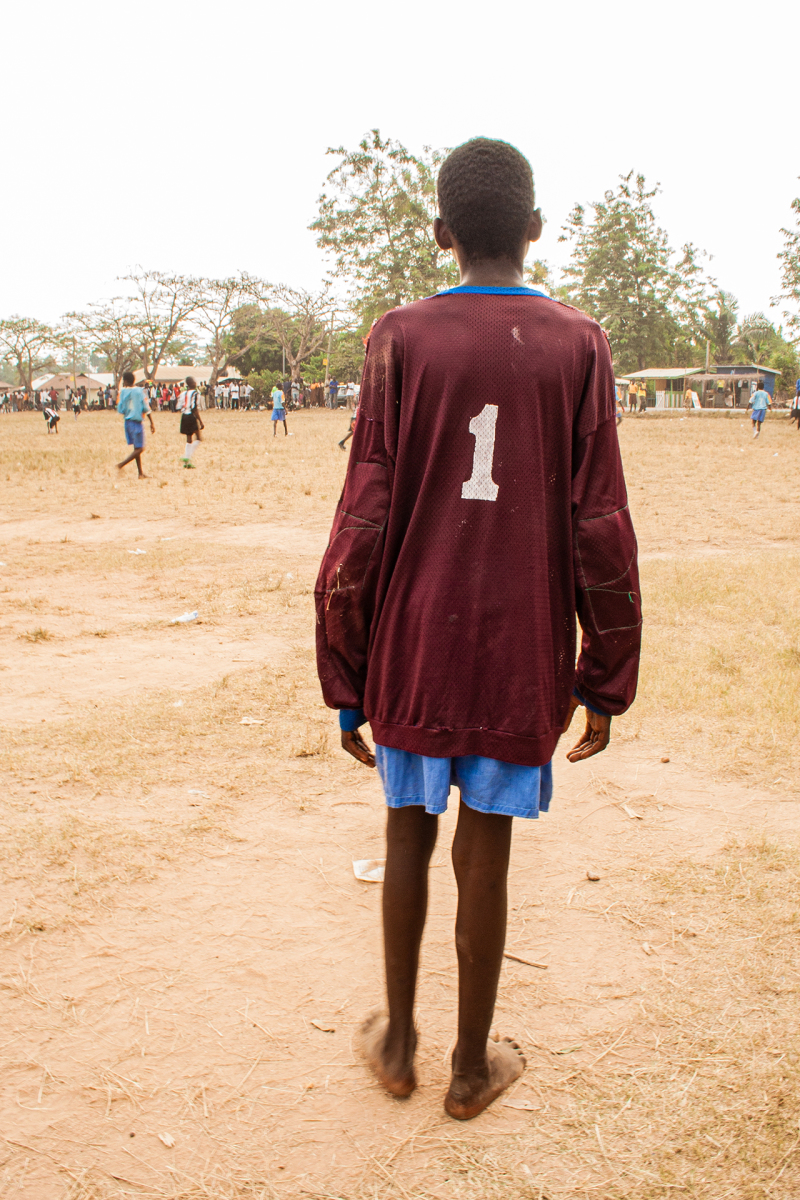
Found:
[315,288,642,767]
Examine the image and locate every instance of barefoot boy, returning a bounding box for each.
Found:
[116,371,155,477]
[315,138,642,1120]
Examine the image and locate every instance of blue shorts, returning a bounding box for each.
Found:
[752,409,766,423]
[375,745,552,820]
[272,408,286,421]
[124,419,145,448]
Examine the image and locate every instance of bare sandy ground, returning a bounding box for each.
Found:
[1,411,799,1197]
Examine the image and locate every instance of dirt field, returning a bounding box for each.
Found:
[1,407,799,1200]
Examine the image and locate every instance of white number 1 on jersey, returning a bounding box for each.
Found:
[461,404,499,501]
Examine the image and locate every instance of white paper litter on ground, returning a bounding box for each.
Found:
[353,859,385,883]
[171,611,198,624]
[240,717,264,725]
[128,548,147,555]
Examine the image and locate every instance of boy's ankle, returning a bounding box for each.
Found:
[451,1046,490,1081]
[385,1021,416,1051]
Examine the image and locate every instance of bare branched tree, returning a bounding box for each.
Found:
[120,269,203,380]
[62,302,145,388]
[264,286,342,383]
[193,273,271,393]
[0,316,59,391]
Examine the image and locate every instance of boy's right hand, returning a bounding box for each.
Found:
[341,729,376,768]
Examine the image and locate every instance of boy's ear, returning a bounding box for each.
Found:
[528,209,543,245]
[433,217,454,252]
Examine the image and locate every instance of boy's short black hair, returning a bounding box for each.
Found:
[122,370,135,386]
[437,137,535,262]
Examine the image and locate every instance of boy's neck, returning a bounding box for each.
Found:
[458,258,526,288]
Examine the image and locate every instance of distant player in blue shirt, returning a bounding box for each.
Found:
[116,371,155,476]
[749,381,771,439]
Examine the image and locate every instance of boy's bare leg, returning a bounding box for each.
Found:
[445,799,525,1120]
[358,804,438,1096]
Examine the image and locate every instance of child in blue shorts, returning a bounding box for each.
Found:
[316,138,641,1120]
[749,380,771,439]
[116,371,155,477]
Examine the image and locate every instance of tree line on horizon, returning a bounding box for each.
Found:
[2,131,799,396]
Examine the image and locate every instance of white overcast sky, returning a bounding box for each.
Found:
[1,0,796,325]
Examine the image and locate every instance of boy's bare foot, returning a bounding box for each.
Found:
[444,1036,526,1120]
[355,1012,417,1097]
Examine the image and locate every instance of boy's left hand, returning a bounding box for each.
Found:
[561,696,611,761]
[566,711,611,761]
[341,728,376,768]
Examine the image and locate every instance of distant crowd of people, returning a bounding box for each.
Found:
[213,377,359,410]
[0,382,116,413]
[1,375,361,415]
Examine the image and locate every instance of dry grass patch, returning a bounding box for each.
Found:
[619,552,800,788]
[425,836,800,1200]
[19,625,53,642]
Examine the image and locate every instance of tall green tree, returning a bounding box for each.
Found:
[705,290,739,363]
[734,312,776,365]
[310,130,458,326]
[773,190,800,341]
[559,173,713,373]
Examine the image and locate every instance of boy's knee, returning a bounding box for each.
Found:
[454,923,475,962]
[387,806,438,851]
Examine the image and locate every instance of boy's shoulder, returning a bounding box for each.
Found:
[374,292,606,347]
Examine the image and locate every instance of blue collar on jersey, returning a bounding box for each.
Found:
[436,285,552,298]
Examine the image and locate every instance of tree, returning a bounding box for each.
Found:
[192,274,271,394]
[62,301,144,388]
[765,335,799,398]
[262,286,339,383]
[773,191,800,341]
[734,313,775,365]
[311,130,458,326]
[559,173,713,373]
[0,316,59,390]
[224,304,283,379]
[705,290,739,363]
[120,269,203,380]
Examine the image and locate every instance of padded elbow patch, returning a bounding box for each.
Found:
[574,506,641,634]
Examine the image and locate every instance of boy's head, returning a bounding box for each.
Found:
[122,371,135,387]
[436,138,540,264]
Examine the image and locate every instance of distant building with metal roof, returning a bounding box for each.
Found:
[624,364,780,408]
